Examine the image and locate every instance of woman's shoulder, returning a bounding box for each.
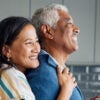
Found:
[0,65,35,100]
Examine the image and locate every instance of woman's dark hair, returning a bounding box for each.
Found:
[0,16,32,68]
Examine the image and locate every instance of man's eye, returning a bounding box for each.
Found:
[66,23,73,27]
[36,40,39,43]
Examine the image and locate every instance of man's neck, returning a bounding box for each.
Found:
[44,47,69,68]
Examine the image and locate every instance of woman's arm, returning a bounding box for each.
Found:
[57,67,77,100]
[90,95,100,100]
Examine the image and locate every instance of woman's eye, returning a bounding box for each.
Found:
[25,42,33,45]
[25,39,39,45]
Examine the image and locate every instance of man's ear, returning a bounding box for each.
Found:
[2,45,11,59]
[41,24,54,39]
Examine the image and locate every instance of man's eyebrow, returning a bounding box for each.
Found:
[64,18,73,23]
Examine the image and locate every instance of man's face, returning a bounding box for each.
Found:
[52,10,79,54]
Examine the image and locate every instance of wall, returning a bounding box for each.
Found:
[30,0,62,18]
[0,0,30,20]
[95,0,100,64]
[0,0,100,100]
[0,0,99,65]
[64,0,95,65]
[30,0,100,65]
[68,65,100,100]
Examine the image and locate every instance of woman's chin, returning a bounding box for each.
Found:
[32,61,40,69]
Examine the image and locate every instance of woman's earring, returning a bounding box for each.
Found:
[7,57,10,61]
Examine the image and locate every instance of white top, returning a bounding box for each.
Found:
[0,65,35,100]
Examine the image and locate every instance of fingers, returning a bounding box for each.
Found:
[73,80,77,87]
[57,66,62,74]
[68,72,73,77]
[57,66,77,87]
[62,67,69,74]
[72,76,76,82]
[90,96,100,100]
[62,67,73,79]
[57,66,77,99]
[57,66,69,75]
[57,67,63,85]
[57,67,62,81]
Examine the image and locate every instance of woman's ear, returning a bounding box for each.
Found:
[41,24,54,39]
[2,45,11,59]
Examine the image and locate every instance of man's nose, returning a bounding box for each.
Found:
[73,25,80,33]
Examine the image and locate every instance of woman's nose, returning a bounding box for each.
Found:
[32,43,40,53]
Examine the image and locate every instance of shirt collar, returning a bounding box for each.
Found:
[40,50,58,68]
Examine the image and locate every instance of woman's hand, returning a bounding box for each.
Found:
[90,96,100,100]
[57,66,77,100]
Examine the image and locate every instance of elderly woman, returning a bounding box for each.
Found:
[0,16,76,100]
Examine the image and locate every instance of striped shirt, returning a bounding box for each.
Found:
[0,65,35,100]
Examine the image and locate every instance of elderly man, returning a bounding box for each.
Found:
[26,3,83,100]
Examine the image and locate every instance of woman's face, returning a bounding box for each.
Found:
[8,24,40,72]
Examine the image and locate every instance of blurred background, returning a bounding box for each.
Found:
[0,0,100,99]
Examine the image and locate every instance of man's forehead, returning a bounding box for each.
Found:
[58,10,74,23]
[61,17,74,23]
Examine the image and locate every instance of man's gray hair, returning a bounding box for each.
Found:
[31,3,68,44]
